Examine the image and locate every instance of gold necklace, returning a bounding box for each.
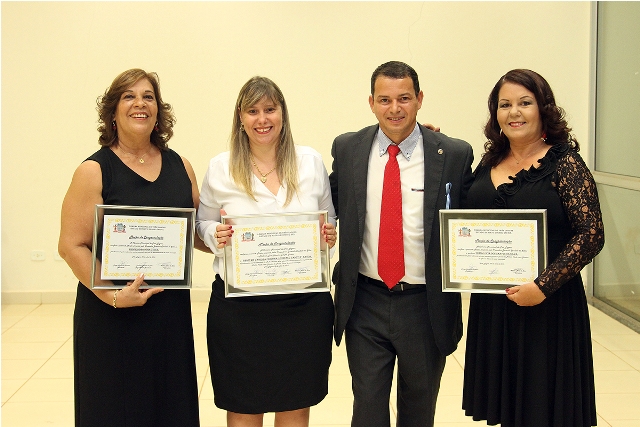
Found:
[118,143,152,164]
[512,151,526,164]
[511,138,546,164]
[251,156,277,183]
[512,149,540,165]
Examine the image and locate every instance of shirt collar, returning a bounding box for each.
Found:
[376,123,421,161]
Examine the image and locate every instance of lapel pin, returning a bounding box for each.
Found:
[438,149,443,155]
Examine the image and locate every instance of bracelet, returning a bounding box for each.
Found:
[112,290,119,308]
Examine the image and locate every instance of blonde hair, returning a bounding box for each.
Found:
[230,76,299,205]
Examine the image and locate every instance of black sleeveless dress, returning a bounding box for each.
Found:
[73,147,200,427]
[462,143,604,426]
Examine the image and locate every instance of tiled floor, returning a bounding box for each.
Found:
[2,294,640,427]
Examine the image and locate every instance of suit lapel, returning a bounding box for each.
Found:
[421,126,444,253]
[350,125,378,240]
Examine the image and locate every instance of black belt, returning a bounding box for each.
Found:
[358,273,425,292]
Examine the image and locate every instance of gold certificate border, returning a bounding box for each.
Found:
[222,211,330,297]
[102,215,186,279]
[232,222,320,286]
[439,209,547,293]
[91,205,195,289]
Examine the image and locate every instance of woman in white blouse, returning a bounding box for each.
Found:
[196,76,337,427]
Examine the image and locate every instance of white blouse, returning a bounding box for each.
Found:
[196,145,337,274]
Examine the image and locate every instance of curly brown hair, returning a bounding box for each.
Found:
[96,69,175,150]
[482,69,579,167]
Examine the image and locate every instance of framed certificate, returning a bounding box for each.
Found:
[91,205,195,289]
[439,209,547,293]
[221,211,331,297]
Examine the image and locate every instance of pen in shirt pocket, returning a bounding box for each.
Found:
[445,182,452,209]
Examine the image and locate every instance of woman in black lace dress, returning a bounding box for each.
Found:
[462,69,604,427]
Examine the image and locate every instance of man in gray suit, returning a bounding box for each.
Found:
[329,61,474,427]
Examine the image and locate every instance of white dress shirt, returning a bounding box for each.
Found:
[196,145,337,275]
[359,124,427,285]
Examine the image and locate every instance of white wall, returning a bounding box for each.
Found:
[1,2,592,296]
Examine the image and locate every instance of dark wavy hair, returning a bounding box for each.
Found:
[481,69,579,167]
[96,69,175,150]
[371,61,420,97]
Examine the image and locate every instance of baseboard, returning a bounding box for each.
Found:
[0,291,77,304]
[1,287,212,305]
[591,296,640,334]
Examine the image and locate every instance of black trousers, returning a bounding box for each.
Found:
[345,275,446,427]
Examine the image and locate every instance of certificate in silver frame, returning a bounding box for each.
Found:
[91,205,195,289]
[439,209,547,293]
[221,211,331,297]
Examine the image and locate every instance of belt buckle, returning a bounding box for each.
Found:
[388,282,405,292]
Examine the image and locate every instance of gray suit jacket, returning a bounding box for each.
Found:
[329,123,474,356]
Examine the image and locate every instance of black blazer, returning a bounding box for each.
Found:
[329,124,474,356]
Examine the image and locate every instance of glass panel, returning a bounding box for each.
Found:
[593,184,640,322]
[595,2,640,178]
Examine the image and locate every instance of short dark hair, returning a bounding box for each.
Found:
[371,61,420,97]
[96,69,175,150]
[482,69,579,167]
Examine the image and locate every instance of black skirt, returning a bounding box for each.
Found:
[207,275,334,413]
[74,284,200,427]
[462,278,597,426]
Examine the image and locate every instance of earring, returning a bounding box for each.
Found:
[240,123,245,131]
[154,122,159,132]
[499,128,503,136]
[112,120,116,130]
[542,132,547,142]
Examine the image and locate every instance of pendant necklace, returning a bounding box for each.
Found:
[512,152,524,164]
[251,156,277,183]
[511,136,547,165]
[118,143,152,164]
[512,148,540,165]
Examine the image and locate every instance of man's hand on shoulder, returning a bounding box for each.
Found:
[422,123,441,132]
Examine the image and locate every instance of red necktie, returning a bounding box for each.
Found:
[378,144,405,288]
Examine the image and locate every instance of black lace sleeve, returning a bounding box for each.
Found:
[536,151,605,296]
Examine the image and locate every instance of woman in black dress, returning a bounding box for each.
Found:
[462,69,604,426]
[58,69,208,427]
